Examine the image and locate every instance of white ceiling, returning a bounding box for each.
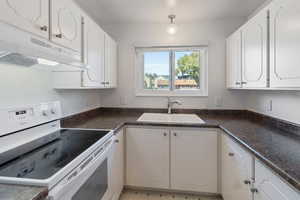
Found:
[75,0,267,24]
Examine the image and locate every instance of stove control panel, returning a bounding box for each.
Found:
[0,101,62,136]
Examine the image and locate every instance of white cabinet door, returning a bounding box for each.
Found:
[82,17,105,87]
[226,30,242,88]
[170,129,218,193]
[269,0,300,88]
[221,135,253,200]
[105,34,118,88]
[254,160,300,200]
[111,130,124,200]
[241,8,268,88]
[0,0,49,38]
[126,128,170,189]
[51,0,82,52]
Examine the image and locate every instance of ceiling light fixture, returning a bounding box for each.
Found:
[166,14,178,35]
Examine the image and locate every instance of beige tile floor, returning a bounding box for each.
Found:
[119,189,223,200]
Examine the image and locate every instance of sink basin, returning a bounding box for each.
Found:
[137,113,205,124]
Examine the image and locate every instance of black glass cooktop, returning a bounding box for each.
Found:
[0,129,109,180]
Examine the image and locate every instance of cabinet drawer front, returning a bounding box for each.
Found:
[255,160,300,200]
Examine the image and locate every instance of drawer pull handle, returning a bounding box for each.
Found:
[250,188,258,193]
[244,180,251,185]
[163,133,167,136]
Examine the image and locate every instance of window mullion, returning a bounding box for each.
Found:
[170,50,175,91]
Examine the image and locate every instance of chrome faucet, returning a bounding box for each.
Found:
[167,97,182,114]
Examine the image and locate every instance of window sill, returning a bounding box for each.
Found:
[136,91,208,97]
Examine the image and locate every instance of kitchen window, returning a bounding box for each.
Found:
[135,46,208,96]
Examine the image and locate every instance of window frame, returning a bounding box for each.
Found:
[135,46,208,97]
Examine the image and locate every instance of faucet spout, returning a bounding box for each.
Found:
[167,98,182,114]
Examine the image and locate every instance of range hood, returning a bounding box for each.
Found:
[0,21,87,69]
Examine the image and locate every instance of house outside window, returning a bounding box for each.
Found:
[135,46,208,96]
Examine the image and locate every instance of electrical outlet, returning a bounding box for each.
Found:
[266,100,273,112]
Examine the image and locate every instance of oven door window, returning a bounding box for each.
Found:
[72,159,108,200]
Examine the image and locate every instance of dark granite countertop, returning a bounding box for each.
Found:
[0,184,48,200]
[62,108,300,193]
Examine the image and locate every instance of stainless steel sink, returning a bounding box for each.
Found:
[137,113,205,124]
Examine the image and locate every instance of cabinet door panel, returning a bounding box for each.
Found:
[104,34,118,88]
[254,160,300,200]
[270,0,300,88]
[0,0,49,38]
[51,0,82,52]
[83,17,105,87]
[241,9,268,88]
[171,129,218,193]
[226,30,242,88]
[221,135,252,200]
[111,130,124,200]
[126,128,170,189]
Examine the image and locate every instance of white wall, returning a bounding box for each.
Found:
[245,91,300,124]
[100,18,248,109]
[0,63,101,116]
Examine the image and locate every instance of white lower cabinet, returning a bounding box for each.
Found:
[170,129,218,193]
[111,130,124,200]
[254,160,300,200]
[221,135,253,200]
[222,135,300,200]
[125,127,219,193]
[126,127,170,189]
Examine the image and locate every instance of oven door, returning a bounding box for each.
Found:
[49,139,113,200]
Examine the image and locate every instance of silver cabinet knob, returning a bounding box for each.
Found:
[55,34,63,38]
[241,81,247,85]
[174,133,177,136]
[115,139,119,143]
[163,133,167,136]
[250,188,258,193]
[244,180,251,185]
[40,25,48,32]
[228,152,234,157]
[235,82,241,85]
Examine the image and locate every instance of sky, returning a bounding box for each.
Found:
[144,51,192,76]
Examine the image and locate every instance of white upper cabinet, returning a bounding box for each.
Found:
[170,129,218,193]
[82,16,105,87]
[221,135,253,200]
[0,0,49,38]
[51,0,82,52]
[254,160,300,200]
[241,8,268,88]
[226,30,242,88]
[269,0,300,88]
[105,34,118,88]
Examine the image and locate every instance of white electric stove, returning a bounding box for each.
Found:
[0,102,115,200]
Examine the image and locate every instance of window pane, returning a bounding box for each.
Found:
[144,51,170,90]
[175,51,201,90]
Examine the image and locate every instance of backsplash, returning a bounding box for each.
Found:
[0,63,101,116]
